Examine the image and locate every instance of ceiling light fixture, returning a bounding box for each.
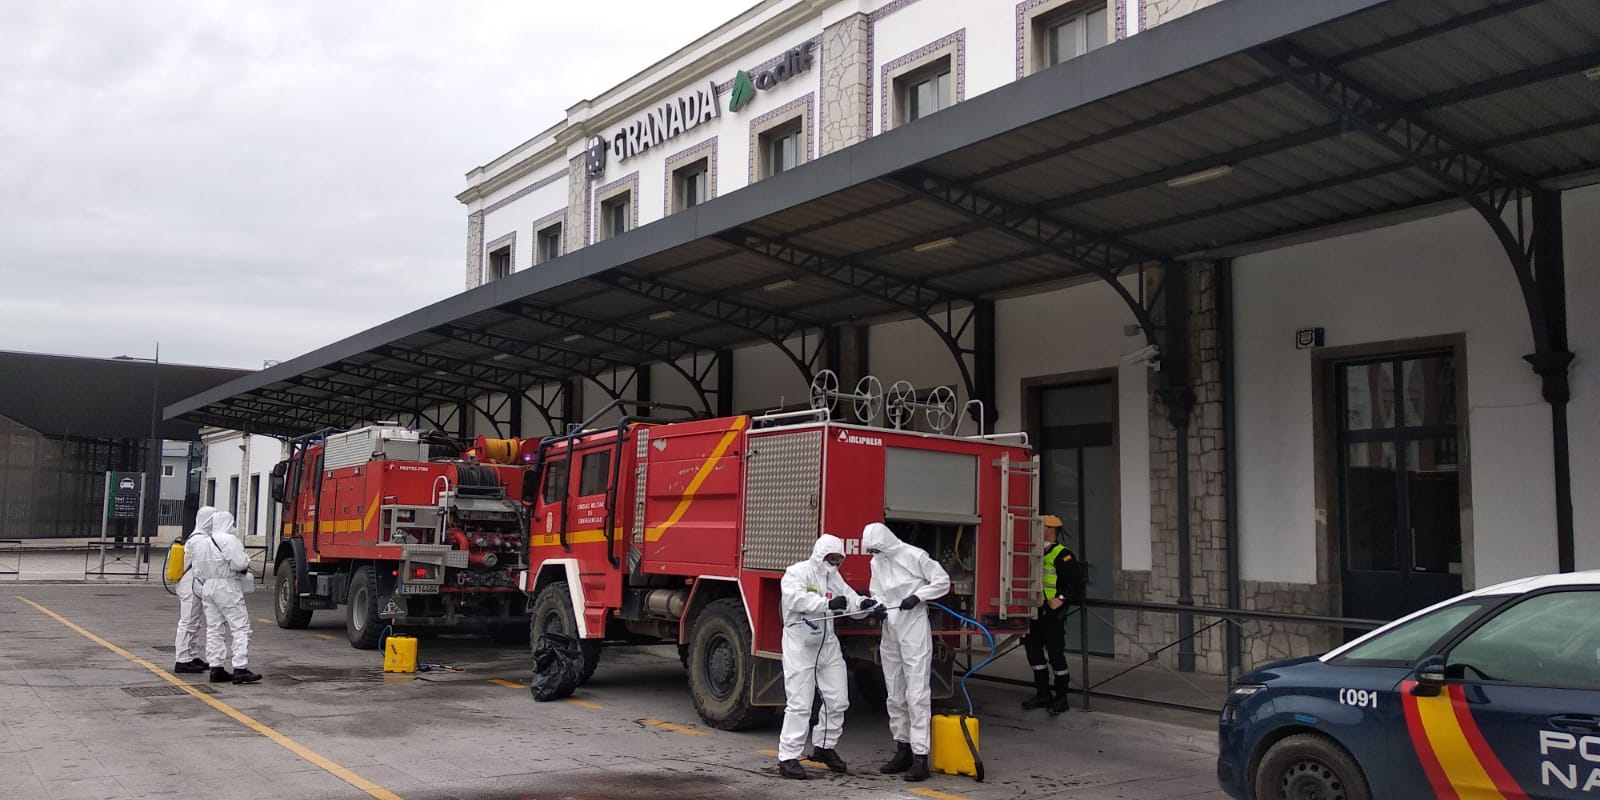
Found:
[1166,165,1233,188]
[913,236,958,253]
[763,278,797,292]
[492,353,514,362]
[649,310,676,321]
[562,334,583,343]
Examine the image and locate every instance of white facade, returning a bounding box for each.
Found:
[453,0,1600,668]
[199,429,284,540]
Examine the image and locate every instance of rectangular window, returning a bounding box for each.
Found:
[897,61,952,125]
[536,224,562,264]
[760,122,803,179]
[248,474,261,535]
[579,451,612,496]
[206,479,215,506]
[488,246,512,281]
[162,464,175,478]
[228,475,240,516]
[1039,5,1109,69]
[673,160,709,212]
[601,193,631,240]
[542,460,568,504]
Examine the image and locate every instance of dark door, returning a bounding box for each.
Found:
[1338,352,1462,624]
[1037,380,1114,655]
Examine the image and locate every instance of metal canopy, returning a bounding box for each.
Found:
[169,0,1600,438]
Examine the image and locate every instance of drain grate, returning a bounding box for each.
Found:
[122,684,216,698]
[152,645,175,652]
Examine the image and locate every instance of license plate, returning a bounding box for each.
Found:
[397,584,439,595]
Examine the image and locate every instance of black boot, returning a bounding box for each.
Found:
[903,754,930,782]
[810,747,848,774]
[232,668,263,685]
[778,759,809,780]
[208,667,232,683]
[880,741,913,774]
[1021,669,1053,709]
[1049,674,1072,714]
[173,659,207,674]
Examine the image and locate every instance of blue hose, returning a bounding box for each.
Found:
[929,601,993,781]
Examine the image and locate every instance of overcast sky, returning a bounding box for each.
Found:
[0,1,754,370]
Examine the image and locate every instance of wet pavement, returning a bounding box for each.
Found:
[0,584,1225,800]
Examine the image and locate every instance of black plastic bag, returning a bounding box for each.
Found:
[529,632,582,702]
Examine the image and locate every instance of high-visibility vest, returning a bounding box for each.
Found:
[1042,544,1066,600]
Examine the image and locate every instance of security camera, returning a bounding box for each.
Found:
[1120,343,1161,368]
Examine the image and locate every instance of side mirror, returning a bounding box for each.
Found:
[1412,655,1446,697]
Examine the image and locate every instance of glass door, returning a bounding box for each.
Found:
[1038,380,1114,655]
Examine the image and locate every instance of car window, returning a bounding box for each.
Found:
[542,460,568,504]
[1448,590,1600,689]
[1335,600,1485,665]
[579,451,611,496]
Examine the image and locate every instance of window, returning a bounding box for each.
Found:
[1038,4,1109,69]
[536,224,562,264]
[205,479,215,506]
[248,474,261,535]
[759,122,803,179]
[896,60,953,126]
[541,460,568,504]
[488,246,512,281]
[601,193,631,240]
[228,475,240,516]
[1448,591,1600,688]
[162,464,175,478]
[579,451,612,496]
[672,159,709,212]
[1334,599,1485,665]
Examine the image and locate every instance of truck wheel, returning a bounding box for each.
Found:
[531,581,600,684]
[687,598,777,730]
[346,566,383,650]
[274,565,312,629]
[1252,733,1371,800]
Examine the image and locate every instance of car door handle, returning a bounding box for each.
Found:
[1548,715,1600,733]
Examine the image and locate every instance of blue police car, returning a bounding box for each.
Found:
[1218,570,1600,799]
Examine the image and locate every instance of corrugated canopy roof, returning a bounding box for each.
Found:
[169,0,1600,437]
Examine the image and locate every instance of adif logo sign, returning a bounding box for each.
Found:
[836,429,883,447]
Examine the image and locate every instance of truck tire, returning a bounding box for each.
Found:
[1252,733,1371,800]
[346,566,383,650]
[531,581,599,684]
[687,598,777,731]
[274,564,313,629]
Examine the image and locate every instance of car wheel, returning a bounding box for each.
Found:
[1252,733,1371,800]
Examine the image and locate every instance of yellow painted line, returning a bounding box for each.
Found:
[908,789,972,800]
[564,698,602,709]
[256,618,272,624]
[639,718,705,736]
[18,597,404,800]
[757,749,828,770]
[315,634,336,641]
[488,679,525,689]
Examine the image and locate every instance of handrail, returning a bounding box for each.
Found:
[752,407,830,426]
[1084,597,1386,630]
[966,431,1029,445]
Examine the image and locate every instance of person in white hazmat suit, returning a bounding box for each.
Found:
[863,522,951,782]
[170,506,216,674]
[189,511,262,684]
[777,533,882,780]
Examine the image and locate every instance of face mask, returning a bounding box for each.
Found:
[825,559,842,572]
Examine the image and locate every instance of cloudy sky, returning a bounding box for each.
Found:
[0,1,754,370]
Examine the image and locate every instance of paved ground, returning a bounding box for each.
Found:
[0,583,1226,800]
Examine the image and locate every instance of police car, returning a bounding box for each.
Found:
[1218,570,1600,799]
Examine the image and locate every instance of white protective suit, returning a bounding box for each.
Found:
[190,511,253,670]
[864,522,951,756]
[172,506,216,664]
[777,534,868,762]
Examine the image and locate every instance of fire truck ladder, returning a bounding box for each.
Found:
[995,452,1043,619]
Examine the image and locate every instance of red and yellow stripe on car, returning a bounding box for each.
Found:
[1401,681,1531,799]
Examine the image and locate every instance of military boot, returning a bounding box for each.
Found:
[1020,668,1053,709]
[880,741,913,774]
[810,747,848,774]
[1049,673,1072,714]
[778,759,809,780]
[903,754,930,782]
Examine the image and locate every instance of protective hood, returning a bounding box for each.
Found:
[210,511,236,537]
[811,533,845,562]
[862,522,901,554]
[192,506,216,536]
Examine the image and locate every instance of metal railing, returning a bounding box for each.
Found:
[960,598,1387,714]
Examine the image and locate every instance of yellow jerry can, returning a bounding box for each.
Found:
[930,714,981,777]
[383,635,418,673]
[164,540,185,583]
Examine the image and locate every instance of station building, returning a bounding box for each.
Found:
[172,0,1600,674]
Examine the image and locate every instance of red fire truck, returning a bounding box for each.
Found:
[514,400,1044,729]
[268,425,533,647]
